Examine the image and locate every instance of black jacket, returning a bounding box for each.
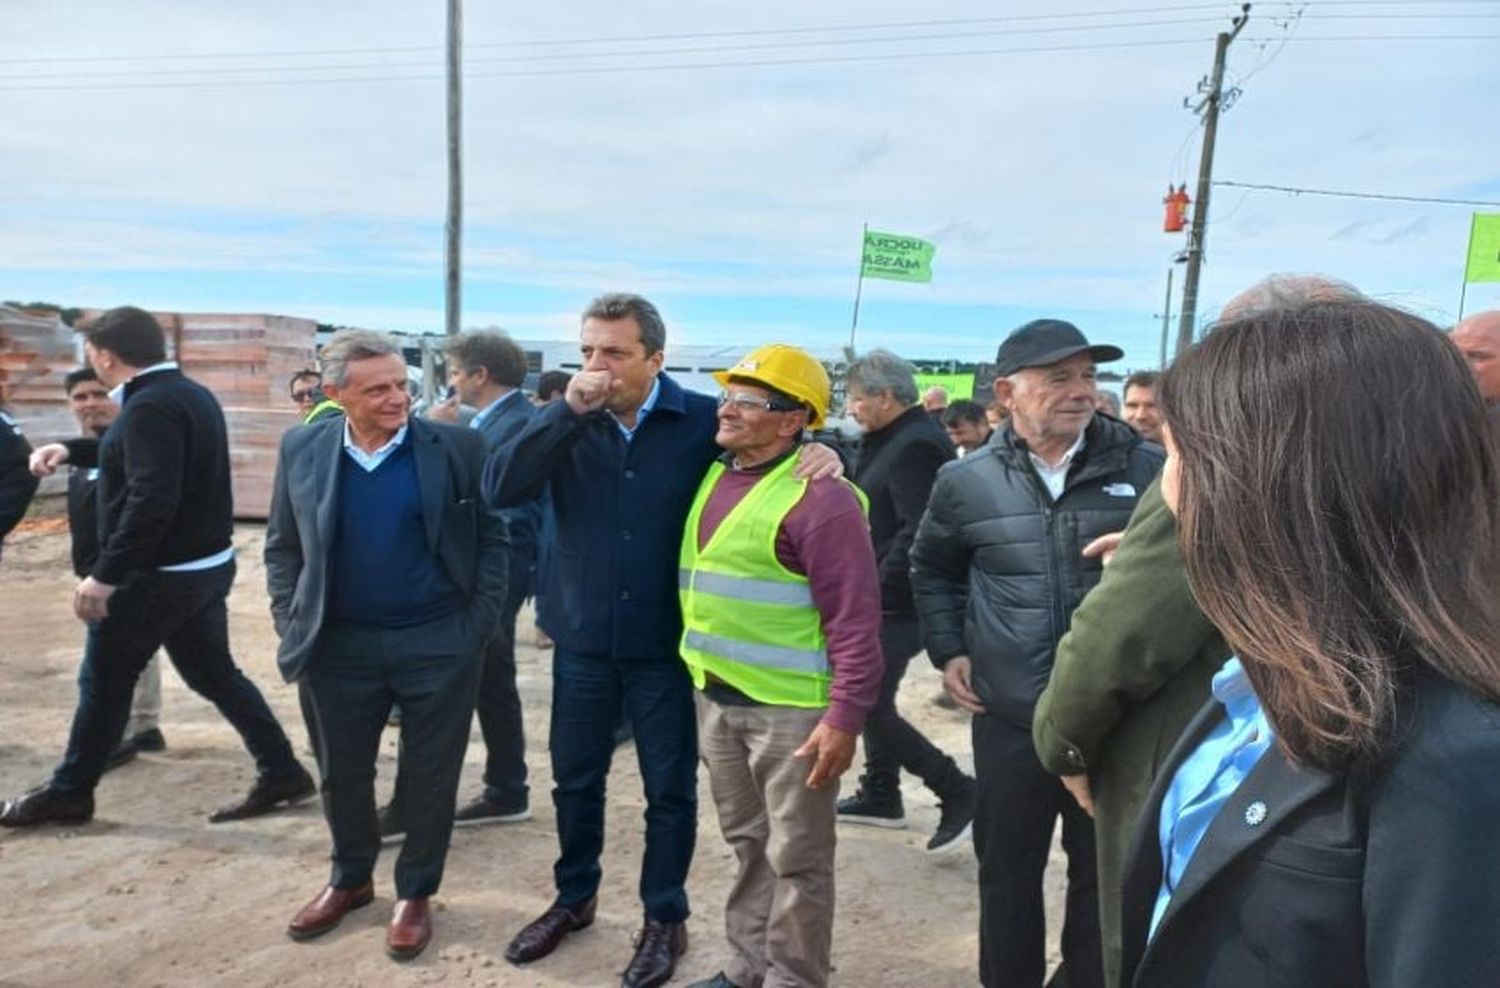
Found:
[67,464,101,578]
[0,411,38,548]
[1121,666,1500,988]
[63,368,233,585]
[909,414,1163,728]
[852,405,954,614]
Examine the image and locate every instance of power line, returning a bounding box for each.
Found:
[1214,180,1500,207]
[0,17,1230,82]
[0,4,1249,65]
[0,36,1220,92]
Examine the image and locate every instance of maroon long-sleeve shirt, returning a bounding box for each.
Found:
[694,453,884,735]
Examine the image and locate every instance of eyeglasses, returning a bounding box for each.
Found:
[291,389,320,403]
[718,391,804,414]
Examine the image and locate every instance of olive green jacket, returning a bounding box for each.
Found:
[1033,478,1229,988]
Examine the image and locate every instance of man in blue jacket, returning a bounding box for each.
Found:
[489,294,839,988]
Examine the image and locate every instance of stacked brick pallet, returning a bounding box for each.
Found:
[1,307,316,519]
[163,312,317,520]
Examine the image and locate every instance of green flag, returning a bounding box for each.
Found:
[1466,213,1500,284]
[862,229,935,283]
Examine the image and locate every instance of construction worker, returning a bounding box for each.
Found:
[679,344,883,988]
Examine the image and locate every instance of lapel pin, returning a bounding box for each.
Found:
[1244,800,1268,827]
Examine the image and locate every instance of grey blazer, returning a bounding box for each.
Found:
[263,415,509,682]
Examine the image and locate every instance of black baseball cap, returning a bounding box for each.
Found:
[994,319,1123,376]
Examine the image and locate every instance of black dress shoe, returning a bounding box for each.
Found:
[505,897,597,964]
[104,740,139,773]
[622,919,687,988]
[130,727,167,752]
[0,786,94,828]
[208,766,317,823]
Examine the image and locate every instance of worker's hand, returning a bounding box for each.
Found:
[942,655,987,714]
[427,393,461,423]
[794,722,856,789]
[793,442,844,481]
[73,576,117,624]
[1061,773,1095,818]
[1082,531,1125,567]
[29,443,70,478]
[565,370,618,416]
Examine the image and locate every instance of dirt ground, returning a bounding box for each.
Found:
[0,522,1066,987]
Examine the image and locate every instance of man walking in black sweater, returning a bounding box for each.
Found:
[1,306,313,828]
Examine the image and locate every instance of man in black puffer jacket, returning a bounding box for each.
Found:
[911,319,1163,988]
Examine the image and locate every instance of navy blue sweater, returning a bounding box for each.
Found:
[327,437,463,627]
[487,373,720,659]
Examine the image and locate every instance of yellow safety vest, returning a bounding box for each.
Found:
[678,455,865,708]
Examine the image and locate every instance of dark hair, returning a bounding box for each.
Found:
[1123,370,1159,397]
[444,330,528,388]
[64,366,100,394]
[942,399,988,427]
[581,293,667,355]
[1160,300,1500,770]
[288,369,322,395]
[79,306,167,367]
[536,370,571,402]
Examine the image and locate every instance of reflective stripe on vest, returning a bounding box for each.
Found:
[676,568,815,607]
[682,629,827,674]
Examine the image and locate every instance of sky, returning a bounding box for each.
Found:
[3,0,1498,373]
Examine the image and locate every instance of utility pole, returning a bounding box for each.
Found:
[444,0,463,336]
[1159,265,1174,368]
[1176,4,1249,355]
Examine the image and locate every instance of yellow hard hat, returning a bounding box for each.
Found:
[712,343,831,428]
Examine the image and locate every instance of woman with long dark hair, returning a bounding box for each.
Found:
[1119,299,1500,987]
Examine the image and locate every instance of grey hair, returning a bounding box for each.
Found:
[847,349,919,405]
[319,329,403,387]
[582,293,667,355]
[1220,273,1365,321]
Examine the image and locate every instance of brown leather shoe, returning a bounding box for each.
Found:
[504,897,598,964]
[386,898,433,961]
[287,882,375,941]
[622,919,688,988]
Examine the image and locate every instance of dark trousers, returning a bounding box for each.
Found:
[305,614,483,899]
[550,647,697,922]
[473,550,532,803]
[51,561,299,794]
[859,611,969,798]
[973,714,1103,988]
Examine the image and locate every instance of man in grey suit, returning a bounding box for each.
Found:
[265,330,508,961]
[431,330,542,825]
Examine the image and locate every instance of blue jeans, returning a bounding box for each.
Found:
[549,647,698,922]
[52,561,299,794]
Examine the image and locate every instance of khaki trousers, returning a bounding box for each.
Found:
[696,693,839,988]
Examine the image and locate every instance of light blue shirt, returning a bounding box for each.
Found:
[1149,656,1275,940]
[610,376,660,442]
[469,388,521,431]
[343,420,408,473]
